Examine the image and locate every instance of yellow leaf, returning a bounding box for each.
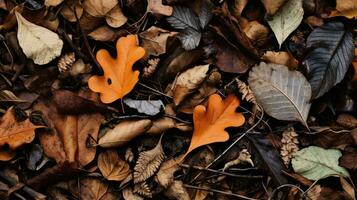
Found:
[88,35,145,103]
[184,94,245,158]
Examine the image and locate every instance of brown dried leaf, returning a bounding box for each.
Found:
[134,182,152,198]
[340,152,357,170]
[164,181,190,200]
[72,177,118,200]
[147,0,173,16]
[261,0,288,16]
[60,0,83,22]
[98,150,130,181]
[0,107,43,161]
[261,51,299,69]
[139,26,177,56]
[134,136,165,183]
[123,187,144,200]
[98,119,152,148]
[45,0,63,7]
[340,177,356,200]
[241,20,269,47]
[88,26,124,42]
[155,156,182,188]
[170,64,210,106]
[337,114,357,129]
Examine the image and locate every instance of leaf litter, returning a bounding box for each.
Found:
[0,0,356,199]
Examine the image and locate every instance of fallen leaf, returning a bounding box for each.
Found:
[98,150,130,181]
[261,0,288,16]
[83,0,127,28]
[340,177,356,200]
[303,22,354,99]
[0,107,42,161]
[44,0,63,7]
[248,62,311,127]
[267,0,304,47]
[147,0,173,16]
[15,12,63,65]
[72,177,118,200]
[123,187,144,200]
[139,26,177,56]
[170,64,210,106]
[124,98,164,116]
[163,180,190,200]
[60,0,83,22]
[88,26,122,42]
[223,149,254,170]
[134,182,152,198]
[241,20,269,47]
[292,146,350,180]
[339,152,357,170]
[88,35,146,103]
[185,94,245,157]
[0,90,26,102]
[146,116,192,135]
[134,136,165,183]
[261,51,299,69]
[98,119,152,148]
[155,156,181,188]
[330,0,357,19]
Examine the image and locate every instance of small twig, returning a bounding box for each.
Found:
[0,170,46,200]
[180,164,263,179]
[138,82,173,99]
[184,184,260,200]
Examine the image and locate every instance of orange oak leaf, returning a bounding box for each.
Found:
[184,94,245,157]
[88,35,146,103]
[0,107,43,161]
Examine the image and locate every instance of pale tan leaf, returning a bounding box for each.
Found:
[171,64,210,106]
[155,156,181,188]
[147,0,173,16]
[340,177,356,200]
[45,0,64,7]
[60,0,83,22]
[105,5,127,28]
[98,119,152,148]
[134,182,152,198]
[164,181,190,200]
[15,12,63,65]
[0,90,26,102]
[98,150,130,181]
[267,0,303,47]
[261,51,299,69]
[223,149,254,170]
[134,136,165,183]
[139,26,177,56]
[88,26,119,42]
[123,187,144,200]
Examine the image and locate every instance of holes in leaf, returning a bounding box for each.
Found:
[107,78,112,85]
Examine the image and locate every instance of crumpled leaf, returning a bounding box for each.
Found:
[267,0,303,47]
[292,146,350,180]
[139,26,177,56]
[261,51,299,69]
[248,62,311,127]
[303,22,354,99]
[170,64,210,106]
[15,12,63,65]
[83,0,127,28]
[147,0,173,16]
[88,35,146,103]
[134,136,164,183]
[98,119,152,148]
[98,150,130,181]
[124,98,164,116]
[185,94,245,158]
[0,107,43,161]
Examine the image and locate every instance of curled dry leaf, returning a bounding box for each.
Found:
[147,0,173,16]
[88,35,146,103]
[134,136,165,183]
[15,12,63,65]
[170,64,210,106]
[98,119,152,148]
[261,51,299,69]
[0,107,43,161]
[185,94,245,158]
[267,0,303,47]
[83,0,127,28]
[223,149,254,170]
[98,150,130,181]
[139,26,177,57]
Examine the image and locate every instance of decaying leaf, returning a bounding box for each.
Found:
[223,149,254,170]
[15,12,63,65]
[261,51,299,69]
[248,62,311,127]
[98,119,152,148]
[98,150,130,181]
[0,107,42,161]
[147,0,173,16]
[170,64,210,106]
[139,26,177,56]
[267,0,304,47]
[83,0,127,28]
[88,35,146,103]
[133,136,165,183]
[185,94,245,158]
[292,146,350,180]
[124,98,164,116]
[303,22,354,99]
